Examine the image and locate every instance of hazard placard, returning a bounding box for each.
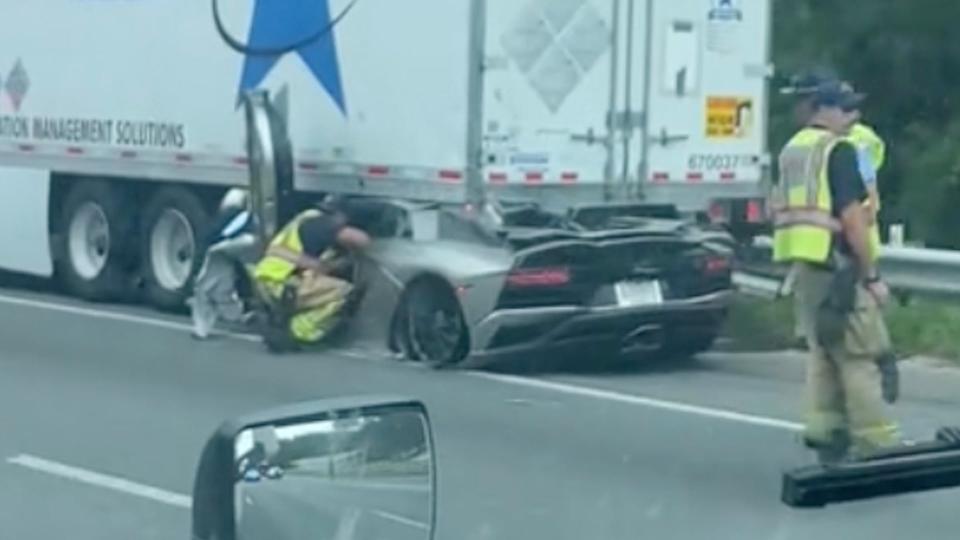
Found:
[706,96,753,139]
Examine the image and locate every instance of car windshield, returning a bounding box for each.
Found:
[2,1,959,539]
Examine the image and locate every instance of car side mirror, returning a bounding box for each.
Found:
[190,396,437,540]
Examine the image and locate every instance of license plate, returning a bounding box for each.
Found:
[615,280,663,307]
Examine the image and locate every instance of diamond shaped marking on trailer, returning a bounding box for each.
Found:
[535,0,584,34]
[501,3,555,73]
[5,59,30,112]
[527,46,581,113]
[559,4,610,75]
[500,0,610,113]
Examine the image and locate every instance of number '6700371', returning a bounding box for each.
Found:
[688,154,756,171]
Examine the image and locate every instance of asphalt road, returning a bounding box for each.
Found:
[1,285,959,540]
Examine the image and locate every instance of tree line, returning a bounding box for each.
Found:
[772,0,960,248]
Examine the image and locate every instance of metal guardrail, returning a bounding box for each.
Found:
[738,237,960,301]
[732,271,782,299]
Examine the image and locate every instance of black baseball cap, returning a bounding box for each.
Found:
[780,70,866,109]
[811,80,866,111]
[780,74,829,97]
[779,69,837,96]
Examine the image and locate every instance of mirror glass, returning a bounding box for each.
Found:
[234,406,433,540]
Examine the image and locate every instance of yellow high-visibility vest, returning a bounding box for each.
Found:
[772,128,843,264]
[253,209,324,284]
[847,123,885,262]
[848,123,886,171]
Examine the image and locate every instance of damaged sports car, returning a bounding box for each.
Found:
[337,198,734,369]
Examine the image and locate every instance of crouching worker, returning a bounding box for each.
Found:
[253,205,371,350]
[189,189,260,340]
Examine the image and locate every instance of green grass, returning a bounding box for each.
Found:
[721,295,797,352]
[885,300,960,360]
[723,295,960,362]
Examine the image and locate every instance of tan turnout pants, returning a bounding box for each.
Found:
[794,263,900,457]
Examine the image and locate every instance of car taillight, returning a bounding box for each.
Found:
[746,200,763,223]
[506,267,571,288]
[703,255,731,274]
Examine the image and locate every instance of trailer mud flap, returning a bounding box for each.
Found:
[0,168,52,276]
[241,89,296,244]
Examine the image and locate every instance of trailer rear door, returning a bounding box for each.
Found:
[640,0,771,193]
[481,0,621,201]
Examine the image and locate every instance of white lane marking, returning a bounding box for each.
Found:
[7,454,192,509]
[334,507,363,540]
[472,372,804,432]
[372,510,430,530]
[0,293,259,342]
[0,290,803,433]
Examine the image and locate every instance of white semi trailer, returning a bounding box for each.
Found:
[0,0,771,310]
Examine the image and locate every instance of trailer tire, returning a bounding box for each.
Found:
[141,187,210,312]
[58,180,136,302]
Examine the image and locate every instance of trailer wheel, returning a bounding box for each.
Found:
[141,187,210,312]
[58,180,136,302]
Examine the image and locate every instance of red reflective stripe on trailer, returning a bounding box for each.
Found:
[367,165,389,176]
[720,172,736,181]
[525,172,543,183]
[18,144,35,152]
[175,153,192,163]
[438,169,462,183]
[488,172,507,184]
[66,147,84,155]
[299,162,319,171]
[652,172,668,183]
[233,156,249,166]
[560,172,578,183]
[120,150,137,159]
[687,172,703,182]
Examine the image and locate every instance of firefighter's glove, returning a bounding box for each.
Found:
[814,266,858,349]
[829,265,859,312]
[877,351,899,404]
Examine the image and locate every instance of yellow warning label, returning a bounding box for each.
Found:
[706,96,753,139]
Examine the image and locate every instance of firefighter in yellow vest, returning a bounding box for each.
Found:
[781,74,886,346]
[253,204,370,348]
[772,80,900,464]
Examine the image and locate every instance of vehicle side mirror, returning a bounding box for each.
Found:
[190,397,436,540]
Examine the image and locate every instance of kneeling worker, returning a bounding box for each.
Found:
[253,203,371,347]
